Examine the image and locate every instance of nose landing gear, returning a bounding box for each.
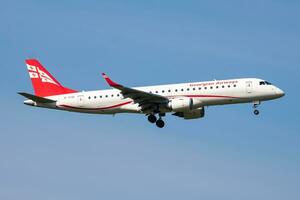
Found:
[253,101,260,116]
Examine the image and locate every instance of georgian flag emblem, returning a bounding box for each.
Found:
[29,71,39,78]
[27,65,37,71]
[27,64,59,85]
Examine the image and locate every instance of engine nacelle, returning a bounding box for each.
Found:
[168,97,203,112]
[182,107,205,119]
[173,107,205,120]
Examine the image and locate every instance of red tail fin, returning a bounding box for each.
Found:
[26,59,77,97]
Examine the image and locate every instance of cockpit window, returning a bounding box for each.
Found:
[259,81,272,85]
[265,81,272,85]
[260,81,272,85]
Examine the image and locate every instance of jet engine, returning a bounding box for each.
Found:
[172,107,205,120]
[168,97,203,112]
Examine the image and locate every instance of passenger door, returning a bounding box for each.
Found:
[77,94,85,107]
[246,81,253,94]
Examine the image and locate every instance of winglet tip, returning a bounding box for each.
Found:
[101,73,108,78]
[101,73,120,87]
[101,72,110,81]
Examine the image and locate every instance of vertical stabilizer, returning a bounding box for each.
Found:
[26,59,77,97]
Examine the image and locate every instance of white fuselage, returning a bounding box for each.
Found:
[26,78,284,115]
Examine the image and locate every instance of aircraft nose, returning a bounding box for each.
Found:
[275,87,285,98]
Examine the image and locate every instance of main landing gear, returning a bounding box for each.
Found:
[147,114,165,128]
[253,101,260,116]
[148,114,157,123]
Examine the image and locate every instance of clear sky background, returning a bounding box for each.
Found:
[1,0,300,199]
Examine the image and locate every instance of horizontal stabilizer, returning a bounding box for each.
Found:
[18,92,56,103]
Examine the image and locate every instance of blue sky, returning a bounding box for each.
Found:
[1,0,300,199]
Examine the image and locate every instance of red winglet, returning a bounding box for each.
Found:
[102,73,122,88]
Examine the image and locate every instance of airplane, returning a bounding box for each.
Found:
[19,59,285,128]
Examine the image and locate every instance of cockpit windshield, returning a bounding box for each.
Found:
[265,81,272,85]
[260,81,272,85]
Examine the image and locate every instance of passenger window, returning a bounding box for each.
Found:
[162,90,165,93]
[187,88,190,91]
[168,90,171,92]
[181,89,184,91]
[204,87,207,90]
[233,84,236,87]
[198,87,201,90]
[210,86,213,89]
[193,88,195,90]
[88,96,91,99]
[216,86,219,89]
[228,85,231,88]
[222,85,225,88]
[175,89,178,92]
[105,95,108,98]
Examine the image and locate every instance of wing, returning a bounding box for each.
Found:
[101,73,169,113]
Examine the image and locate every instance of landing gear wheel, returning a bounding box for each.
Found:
[156,119,165,128]
[148,115,157,123]
[252,101,261,116]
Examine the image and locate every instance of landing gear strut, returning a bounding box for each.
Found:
[253,101,260,115]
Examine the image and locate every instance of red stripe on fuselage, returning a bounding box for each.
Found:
[60,101,133,110]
